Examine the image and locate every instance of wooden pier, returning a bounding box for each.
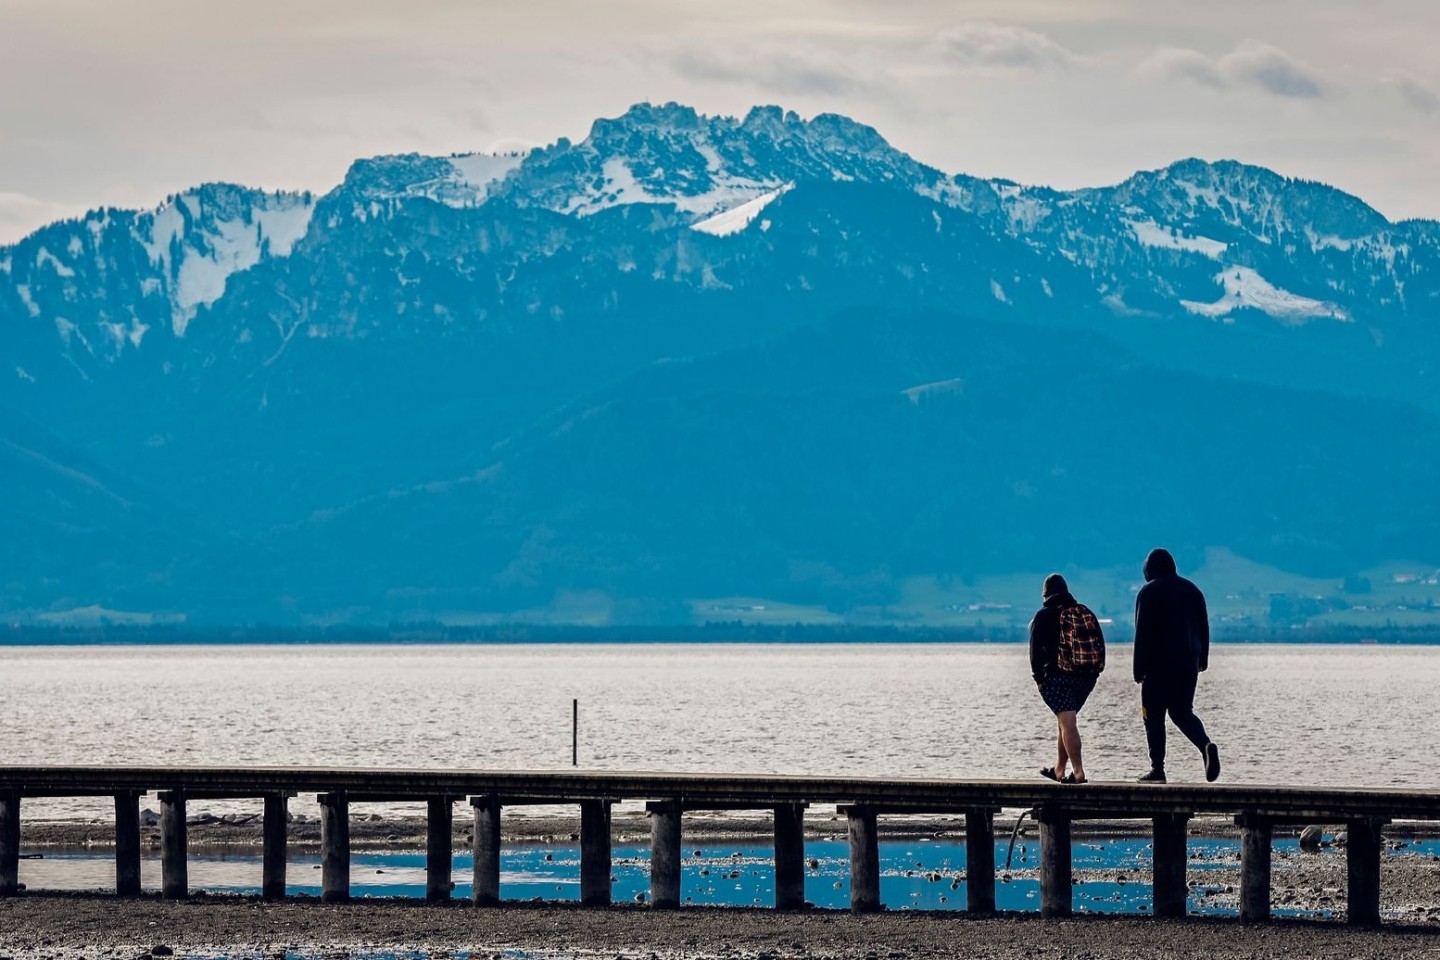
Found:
[1,766,1436,924]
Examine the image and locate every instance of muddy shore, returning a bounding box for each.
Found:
[4,895,1440,960]
[8,814,1440,958]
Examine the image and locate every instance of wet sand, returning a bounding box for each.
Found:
[4,895,1440,960]
[8,815,1440,958]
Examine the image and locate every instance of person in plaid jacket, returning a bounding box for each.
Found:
[1029,573,1105,784]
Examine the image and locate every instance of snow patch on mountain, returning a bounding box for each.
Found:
[1181,266,1348,324]
[1004,195,1053,233]
[448,153,525,197]
[15,283,39,317]
[902,378,964,404]
[101,317,148,349]
[691,184,792,236]
[397,154,523,207]
[1127,219,1227,259]
[562,157,782,219]
[1305,227,1356,253]
[253,203,314,257]
[136,189,317,335]
[36,247,76,277]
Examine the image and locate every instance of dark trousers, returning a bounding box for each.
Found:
[1141,671,1210,771]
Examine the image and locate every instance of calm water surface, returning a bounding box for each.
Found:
[0,643,1433,820]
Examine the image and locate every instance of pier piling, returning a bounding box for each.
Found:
[1237,814,1272,922]
[0,789,18,897]
[773,802,806,910]
[648,798,683,909]
[262,792,288,901]
[113,791,142,897]
[158,790,187,900]
[3,764,1437,922]
[1038,806,1072,919]
[579,799,613,906]
[318,791,350,903]
[1153,813,1190,918]
[470,794,501,907]
[847,804,881,914]
[965,808,996,915]
[1347,818,1385,926]
[426,797,453,901]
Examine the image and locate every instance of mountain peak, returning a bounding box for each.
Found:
[593,101,705,137]
[501,102,938,221]
[1108,157,1391,239]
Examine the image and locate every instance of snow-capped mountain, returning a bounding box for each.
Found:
[2,103,1437,624]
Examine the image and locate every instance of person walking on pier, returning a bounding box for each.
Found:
[1029,573,1106,784]
[1133,547,1221,784]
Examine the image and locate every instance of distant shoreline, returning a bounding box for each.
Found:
[4,623,1440,646]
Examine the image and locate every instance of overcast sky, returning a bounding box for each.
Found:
[2,0,1438,244]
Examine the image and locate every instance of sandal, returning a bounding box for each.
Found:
[1040,767,1061,782]
[1062,773,1088,785]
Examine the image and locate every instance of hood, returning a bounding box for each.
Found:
[1042,572,1069,601]
[1143,548,1177,582]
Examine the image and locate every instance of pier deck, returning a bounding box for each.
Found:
[1,765,1435,924]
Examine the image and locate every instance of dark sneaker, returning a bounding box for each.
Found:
[1204,742,1221,783]
[1136,769,1167,783]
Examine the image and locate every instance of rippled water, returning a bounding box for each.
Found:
[0,643,1434,822]
[14,837,1338,917]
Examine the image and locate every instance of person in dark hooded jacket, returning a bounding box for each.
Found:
[1029,573,1104,784]
[1133,548,1220,783]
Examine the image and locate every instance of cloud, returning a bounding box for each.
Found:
[1138,47,1223,88]
[1387,75,1440,115]
[669,44,862,97]
[1222,40,1323,98]
[935,22,1078,71]
[1139,39,1325,99]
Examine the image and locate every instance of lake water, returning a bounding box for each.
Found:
[0,642,1434,823]
[12,836,1350,918]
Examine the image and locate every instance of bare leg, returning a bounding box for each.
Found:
[1058,711,1085,781]
[1055,716,1070,778]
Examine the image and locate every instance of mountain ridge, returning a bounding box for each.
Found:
[2,102,1436,625]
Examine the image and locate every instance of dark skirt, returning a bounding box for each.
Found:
[1039,670,1098,715]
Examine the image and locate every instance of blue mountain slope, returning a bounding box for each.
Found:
[0,102,1436,623]
[219,306,1436,620]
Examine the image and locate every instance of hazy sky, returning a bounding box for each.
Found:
[2,0,1438,244]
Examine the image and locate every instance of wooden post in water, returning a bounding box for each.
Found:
[965,808,996,915]
[579,799,613,906]
[648,798,683,909]
[318,791,350,903]
[158,790,188,900]
[113,791,142,897]
[1037,806,1072,918]
[1347,818,1385,926]
[426,797,453,901]
[1237,813,1272,923]
[1152,813,1190,918]
[470,794,502,907]
[262,792,288,901]
[847,804,881,914]
[773,802,806,910]
[0,789,18,897]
